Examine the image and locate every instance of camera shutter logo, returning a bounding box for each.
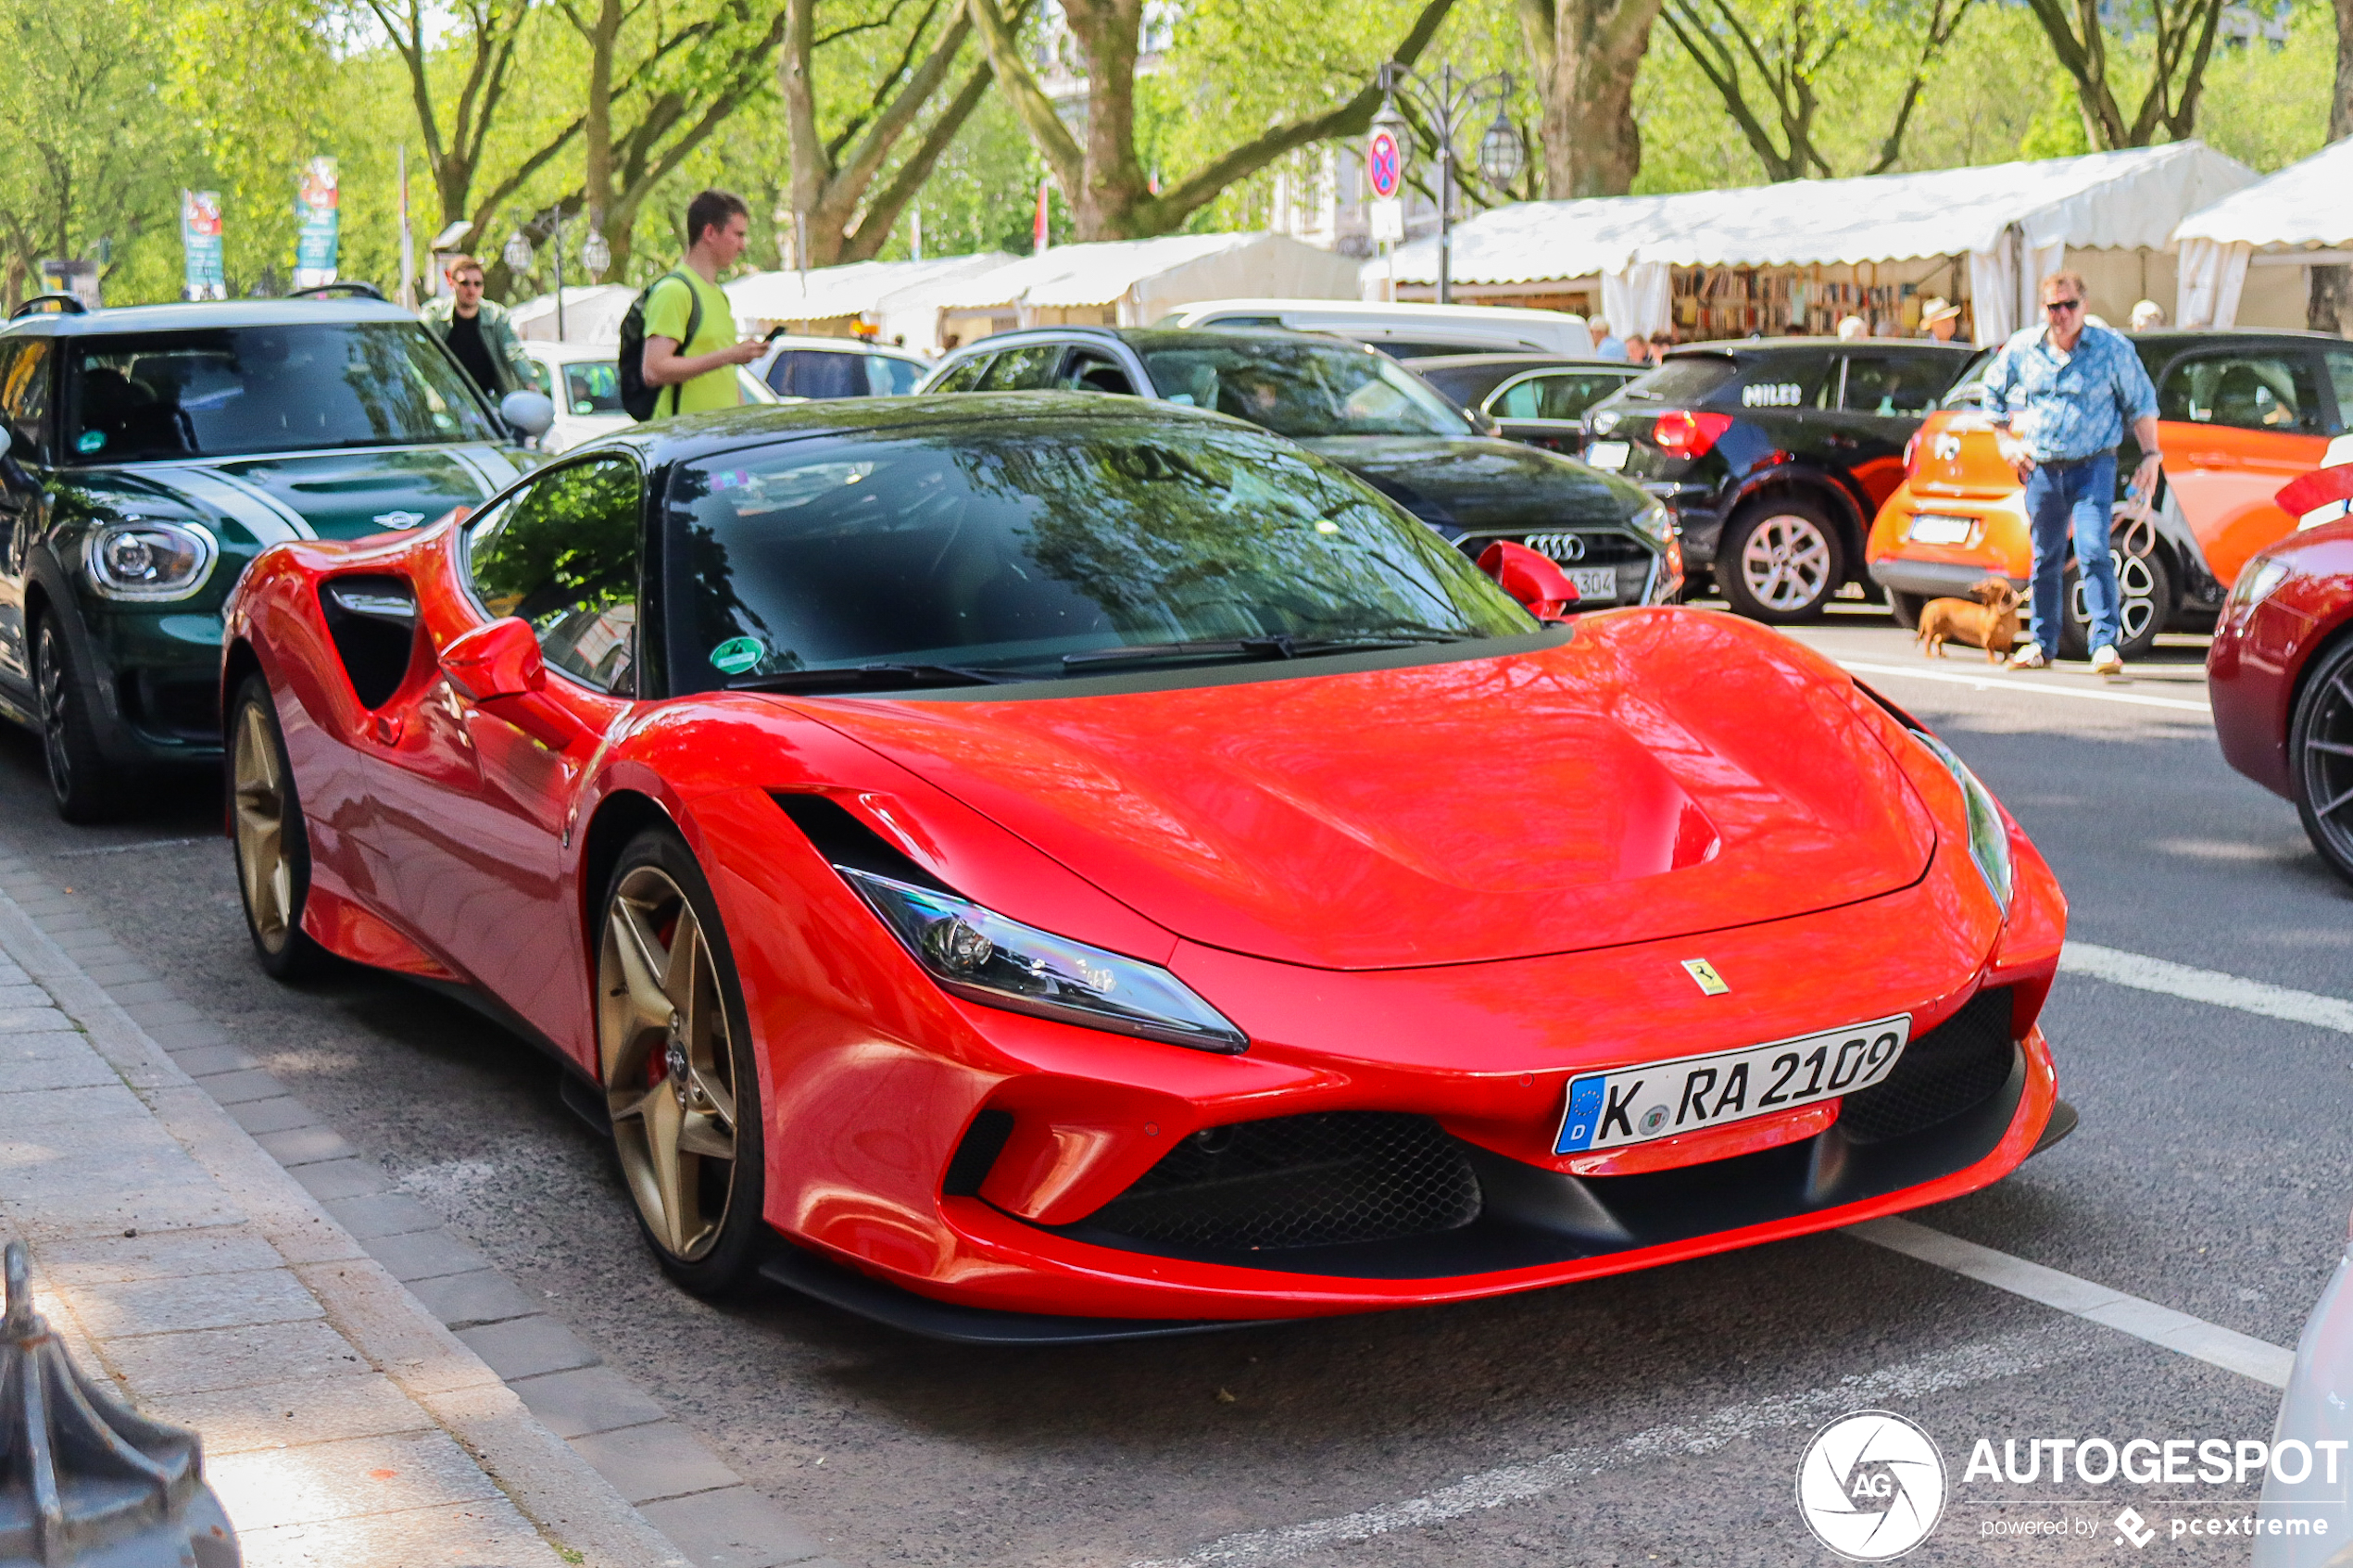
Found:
[1795,1410,1945,1561]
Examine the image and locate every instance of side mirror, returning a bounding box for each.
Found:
[440,616,546,702]
[498,390,556,439]
[1478,540,1581,620]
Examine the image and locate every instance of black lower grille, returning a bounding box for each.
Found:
[1080,1112,1481,1251]
[1841,986,2016,1144]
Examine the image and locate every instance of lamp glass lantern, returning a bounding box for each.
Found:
[501,232,535,274]
[579,230,611,281]
[1478,113,1525,187]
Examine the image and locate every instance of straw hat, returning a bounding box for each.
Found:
[1919,296,1961,326]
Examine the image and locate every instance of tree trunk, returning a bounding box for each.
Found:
[581,0,621,242]
[969,0,1456,239]
[2302,0,2352,332]
[1521,0,1665,197]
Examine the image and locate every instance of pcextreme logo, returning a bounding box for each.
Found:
[1796,1410,1947,1561]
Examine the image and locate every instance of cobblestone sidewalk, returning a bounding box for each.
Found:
[0,858,690,1568]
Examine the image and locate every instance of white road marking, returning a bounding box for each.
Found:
[2062,939,2353,1034]
[1847,1219,2294,1390]
[1127,1330,2077,1568]
[51,836,207,859]
[1833,657,2212,713]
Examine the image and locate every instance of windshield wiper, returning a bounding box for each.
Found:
[1062,631,1472,670]
[726,662,1016,694]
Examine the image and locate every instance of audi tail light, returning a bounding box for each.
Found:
[1652,410,1733,459]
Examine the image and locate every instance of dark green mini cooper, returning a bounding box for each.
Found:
[0,295,552,819]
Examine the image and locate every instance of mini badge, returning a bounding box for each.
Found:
[1681,958,1730,996]
[710,635,766,675]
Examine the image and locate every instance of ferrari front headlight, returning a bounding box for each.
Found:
[83,520,219,601]
[1911,730,2013,913]
[838,868,1248,1052]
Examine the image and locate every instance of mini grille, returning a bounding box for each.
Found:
[1082,1112,1481,1252]
[1840,986,2016,1144]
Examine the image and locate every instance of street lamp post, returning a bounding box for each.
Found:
[1371,62,1525,307]
[506,209,609,341]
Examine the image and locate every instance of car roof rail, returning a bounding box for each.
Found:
[288,281,386,302]
[9,293,87,319]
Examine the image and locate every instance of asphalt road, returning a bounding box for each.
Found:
[4,604,2346,1567]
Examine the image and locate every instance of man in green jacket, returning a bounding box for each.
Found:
[419,255,536,400]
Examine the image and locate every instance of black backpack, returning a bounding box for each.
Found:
[616,270,703,421]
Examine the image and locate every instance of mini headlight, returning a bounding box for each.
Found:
[1911,730,2013,913]
[838,868,1248,1052]
[83,520,218,601]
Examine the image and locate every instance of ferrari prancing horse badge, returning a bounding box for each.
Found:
[1681,958,1730,996]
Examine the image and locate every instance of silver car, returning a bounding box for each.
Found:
[2259,1203,2353,1563]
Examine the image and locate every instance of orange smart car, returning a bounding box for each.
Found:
[1868,330,2353,658]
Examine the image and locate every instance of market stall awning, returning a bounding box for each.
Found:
[2174,135,2353,250]
[509,283,637,343]
[724,253,1013,329]
[1369,144,2255,345]
[2170,135,2353,328]
[1378,144,2255,283]
[933,232,1361,323]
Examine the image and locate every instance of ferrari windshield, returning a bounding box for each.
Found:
[1137,340,1473,439]
[664,416,1534,691]
[64,322,503,462]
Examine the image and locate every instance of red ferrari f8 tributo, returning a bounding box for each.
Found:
[220,395,2072,1340]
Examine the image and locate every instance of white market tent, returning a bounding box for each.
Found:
[724,253,1013,350]
[924,232,1362,345]
[1365,144,2257,346]
[2171,136,2353,330]
[509,284,638,344]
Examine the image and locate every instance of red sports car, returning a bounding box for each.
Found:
[221,395,2071,1340]
[2208,437,2353,883]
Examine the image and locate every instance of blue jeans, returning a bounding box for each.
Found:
[2023,453,2120,654]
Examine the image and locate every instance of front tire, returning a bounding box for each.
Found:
[230,676,328,979]
[598,828,767,1296]
[2290,638,2353,886]
[34,618,123,823]
[1718,498,1844,622]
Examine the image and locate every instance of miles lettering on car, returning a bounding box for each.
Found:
[1554,1015,1912,1154]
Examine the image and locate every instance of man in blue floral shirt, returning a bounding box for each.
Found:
[1982,270,2161,676]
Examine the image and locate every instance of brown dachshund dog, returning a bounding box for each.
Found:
[1916,576,2020,664]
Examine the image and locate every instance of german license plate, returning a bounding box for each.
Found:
[1906,513,1976,546]
[1554,1014,1912,1154]
[1568,566,1618,602]
[1585,440,1630,470]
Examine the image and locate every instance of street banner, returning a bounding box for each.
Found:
[181,190,226,301]
[293,157,340,289]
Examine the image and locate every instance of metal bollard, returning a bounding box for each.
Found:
[0,1240,240,1567]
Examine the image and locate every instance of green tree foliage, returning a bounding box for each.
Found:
[0,0,185,306]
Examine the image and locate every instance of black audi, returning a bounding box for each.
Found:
[1577,339,1972,621]
[920,327,1680,608]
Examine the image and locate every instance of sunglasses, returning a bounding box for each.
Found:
[453,275,485,288]
[2045,298,2082,314]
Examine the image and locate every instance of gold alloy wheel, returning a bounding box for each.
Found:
[598,865,739,1261]
[232,701,295,953]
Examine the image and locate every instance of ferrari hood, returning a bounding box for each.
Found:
[794,614,1937,971]
[1299,435,1650,534]
[111,445,522,546]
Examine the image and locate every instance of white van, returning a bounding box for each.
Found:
[1154,299,1592,359]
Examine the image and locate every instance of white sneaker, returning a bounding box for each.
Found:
[2007,643,2048,671]
[2090,645,2123,677]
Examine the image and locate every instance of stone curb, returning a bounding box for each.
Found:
[0,864,694,1568]
[0,850,847,1568]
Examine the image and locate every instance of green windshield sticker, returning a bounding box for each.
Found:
[711,635,765,674]
[75,431,104,453]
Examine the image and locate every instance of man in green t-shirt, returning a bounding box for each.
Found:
[641,189,763,416]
